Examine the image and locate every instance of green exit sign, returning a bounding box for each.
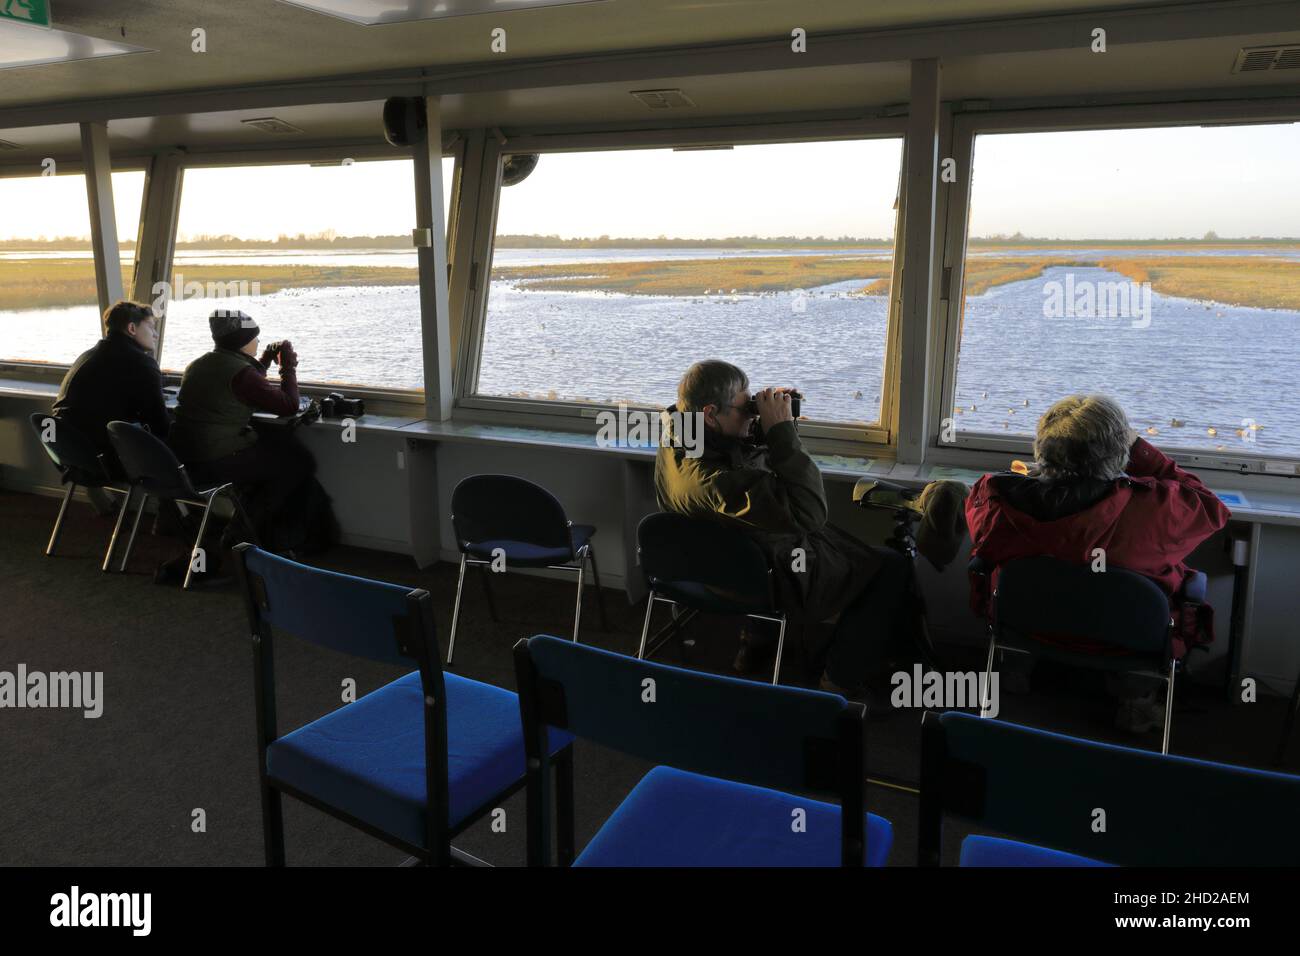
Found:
[0,0,51,28]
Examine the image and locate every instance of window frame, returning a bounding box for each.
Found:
[934,100,1300,478]
[166,142,462,404]
[0,162,150,372]
[454,117,909,448]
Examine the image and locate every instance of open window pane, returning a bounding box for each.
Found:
[160,157,453,389]
[953,123,1300,458]
[476,139,904,424]
[0,170,144,365]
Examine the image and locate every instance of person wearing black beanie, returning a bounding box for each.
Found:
[166,309,316,566]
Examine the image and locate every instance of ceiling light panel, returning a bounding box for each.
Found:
[277,0,603,26]
[0,21,152,71]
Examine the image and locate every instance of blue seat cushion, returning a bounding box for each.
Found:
[463,524,595,567]
[573,766,893,867]
[266,671,570,848]
[960,835,1112,867]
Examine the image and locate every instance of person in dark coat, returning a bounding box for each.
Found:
[168,309,315,551]
[53,300,169,479]
[654,359,920,701]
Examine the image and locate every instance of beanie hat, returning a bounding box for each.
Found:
[210,309,259,350]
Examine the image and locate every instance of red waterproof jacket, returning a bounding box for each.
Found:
[965,438,1231,657]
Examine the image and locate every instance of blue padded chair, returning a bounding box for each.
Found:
[28,412,132,567]
[514,634,893,867]
[636,512,787,684]
[234,545,573,866]
[919,710,1300,866]
[107,420,259,588]
[446,474,608,667]
[971,555,1207,754]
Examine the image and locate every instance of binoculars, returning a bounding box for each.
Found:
[743,390,803,419]
[319,392,365,419]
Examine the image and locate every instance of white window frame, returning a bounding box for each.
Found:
[454,118,909,450]
[932,99,1300,479]
[167,142,461,404]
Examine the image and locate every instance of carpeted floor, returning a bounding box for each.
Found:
[1,488,1295,866]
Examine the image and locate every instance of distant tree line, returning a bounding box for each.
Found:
[2,230,1297,250]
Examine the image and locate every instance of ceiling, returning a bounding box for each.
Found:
[0,0,1296,160]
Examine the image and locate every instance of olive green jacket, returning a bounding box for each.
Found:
[654,407,882,643]
[169,348,262,463]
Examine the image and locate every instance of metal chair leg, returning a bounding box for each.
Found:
[555,745,576,867]
[637,590,656,659]
[182,496,216,591]
[980,630,997,718]
[102,486,134,572]
[1162,659,1177,755]
[46,482,76,556]
[770,616,787,686]
[570,551,586,643]
[119,492,150,572]
[446,554,468,668]
[261,781,285,866]
[588,545,610,630]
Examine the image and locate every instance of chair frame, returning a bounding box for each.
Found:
[514,636,867,867]
[637,589,787,685]
[445,520,607,668]
[974,559,1180,755]
[235,544,564,866]
[918,709,1300,866]
[111,474,258,589]
[29,413,132,567]
[634,514,787,685]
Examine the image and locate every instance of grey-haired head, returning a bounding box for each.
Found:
[1034,394,1135,480]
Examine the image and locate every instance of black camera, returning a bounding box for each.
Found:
[743,390,803,420]
[318,392,365,419]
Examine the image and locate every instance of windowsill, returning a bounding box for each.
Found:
[5,371,1297,521]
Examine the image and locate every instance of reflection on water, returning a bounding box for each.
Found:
[954,265,1300,454]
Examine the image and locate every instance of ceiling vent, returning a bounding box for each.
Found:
[0,138,22,150]
[240,116,304,134]
[630,89,695,110]
[1231,45,1300,73]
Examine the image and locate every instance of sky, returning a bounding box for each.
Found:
[1,122,1297,243]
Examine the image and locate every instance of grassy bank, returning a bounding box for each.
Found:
[0,259,420,311]
[491,254,896,295]
[4,252,1299,312]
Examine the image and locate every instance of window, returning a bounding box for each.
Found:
[474,138,904,426]
[160,157,454,389]
[0,170,145,366]
[951,122,1300,459]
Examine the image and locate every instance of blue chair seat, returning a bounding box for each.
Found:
[267,671,571,848]
[463,524,595,567]
[959,835,1111,867]
[573,765,893,867]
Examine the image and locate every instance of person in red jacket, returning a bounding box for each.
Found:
[965,394,1230,730]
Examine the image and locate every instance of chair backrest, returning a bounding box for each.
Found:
[106,420,199,498]
[234,544,435,670]
[516,635,863,833]
[995,556,1171,654]
[636,511,774,614]
[451,474,572,553]
[29,412,110,485]
[919,710,1300,866]
[235,545,450,852]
